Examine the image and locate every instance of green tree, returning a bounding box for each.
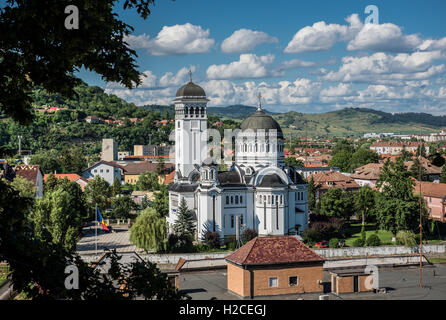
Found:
[84,175,112,212]
[10,175,36,198]
[153,185,169,217]
[30,149,62,174]
[130,207,167,252]
[349,148,380,171]
[400,145,412,161]
[111,195,137,219]
[136,172,159,191]
[173,198,196,245]
[320,188,354,220]
[376,158,428,239]
[308,177,316,212]
[441,164,446,183]
[329,149,353,172]
[156,158,165,175]
[354,186,377,226]
[409,157,428,181]
[111,176,122,197]
[285,157,305,167]
[0,0,157,125]
[30,187,83,253]
[43,173,59,193]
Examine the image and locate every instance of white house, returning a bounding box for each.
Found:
[82,160,124,185]
[167,80,309,241]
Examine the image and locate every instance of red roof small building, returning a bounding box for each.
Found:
[225,236,325,298]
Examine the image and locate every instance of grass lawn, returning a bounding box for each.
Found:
[344,223,394,247]
[429,257,446,264]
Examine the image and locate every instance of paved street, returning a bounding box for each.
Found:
[76,223,140,256]
[179,264,446,300]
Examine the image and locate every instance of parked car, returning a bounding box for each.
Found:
[314,241,328,248]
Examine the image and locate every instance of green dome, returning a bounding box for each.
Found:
[240,110,283,137]
[176,81,206,97]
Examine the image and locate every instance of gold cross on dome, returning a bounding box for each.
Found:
[189,69,193,82]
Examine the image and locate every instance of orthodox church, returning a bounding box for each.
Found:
[167,78,309,241]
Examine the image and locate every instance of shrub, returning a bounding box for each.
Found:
[203,231,220,248]
[228,241,236,251]
[242,228,258,242]
[302,227,323,243]
[366,234,381,247]
[353,238,365,247]
[396,230,417,247]
[329,238,340,248]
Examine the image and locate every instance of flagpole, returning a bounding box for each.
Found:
[95,204,98,258]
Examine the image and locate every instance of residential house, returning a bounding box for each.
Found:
[225,236,325,298]
[43,173,88,191]
[370,141,428,156]
[14,165,44,197]
[122,161,174,185]
[404,157,442,182]
[296,166,340,180]
[85,116,104,124]
[414,181,446,223]
[130,191,155,204]
[308,171,361,200]
[82,161,124,185]
[351,163,384,188]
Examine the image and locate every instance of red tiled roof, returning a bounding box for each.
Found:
[351,163,383,180]
[123,162,174,175]
[414,181,446,199]
[225,236,324,266]
[43,173,82,182]
[309,171,360,190]
[164,170,175,184]
[14,165,41,184]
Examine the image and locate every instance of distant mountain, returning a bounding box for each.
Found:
[141,104,274,119]
[207,105,275,118]
[273,108,446,137]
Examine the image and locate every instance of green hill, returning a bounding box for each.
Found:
[273,108,446,138]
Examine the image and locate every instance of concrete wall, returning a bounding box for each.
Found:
[315,244,446,258]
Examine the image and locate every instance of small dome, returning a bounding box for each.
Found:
[240,110,283,137]
[176,81,206,97]
[258,174,286,188]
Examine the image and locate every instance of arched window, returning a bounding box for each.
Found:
[195,107,199,116]
[280,195,283,204]
[226,196,229,204]
[205,170,208,180]
[266,144,270,153]
[272,196,274,205]
[240,196,243,203]
[184,107,188,117]
[210,170,214,180]
[235,195,239,204]
[255,144,258,152]
[231,196,234,204]
[268,195,271,204]
[276,195,279,205]
[201,107,205,117]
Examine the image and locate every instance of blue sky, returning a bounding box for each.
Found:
[79,0,446,114]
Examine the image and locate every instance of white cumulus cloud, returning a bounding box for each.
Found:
[221,29,278,53]
[124,23,215,56]
[284,14,362,54]
[206,54,275,80]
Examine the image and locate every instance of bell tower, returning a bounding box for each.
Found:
[174,72,209,182]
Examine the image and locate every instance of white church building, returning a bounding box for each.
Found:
[167,79,309,241]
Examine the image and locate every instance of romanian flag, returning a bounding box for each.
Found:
[96,206,109,231]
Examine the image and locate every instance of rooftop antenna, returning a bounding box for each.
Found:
[257,92,262,111]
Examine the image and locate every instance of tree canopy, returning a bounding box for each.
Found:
[0,0,157,124]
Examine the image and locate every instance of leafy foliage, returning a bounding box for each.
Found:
[136,172,159,191]
[84,175,112,213]
[173,198,196,247]
[242,228,258,242]
[366,233,382,247]
[0,0,159,124]
[320,188,355,220]
[396,230,417,247]
[10,175,36,198]
[130,208,167,253]
[202,231,221,249]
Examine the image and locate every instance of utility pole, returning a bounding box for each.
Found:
[419,123,423,288]
[17,135,22,156]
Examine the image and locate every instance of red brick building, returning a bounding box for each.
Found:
[225,236,325,298]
